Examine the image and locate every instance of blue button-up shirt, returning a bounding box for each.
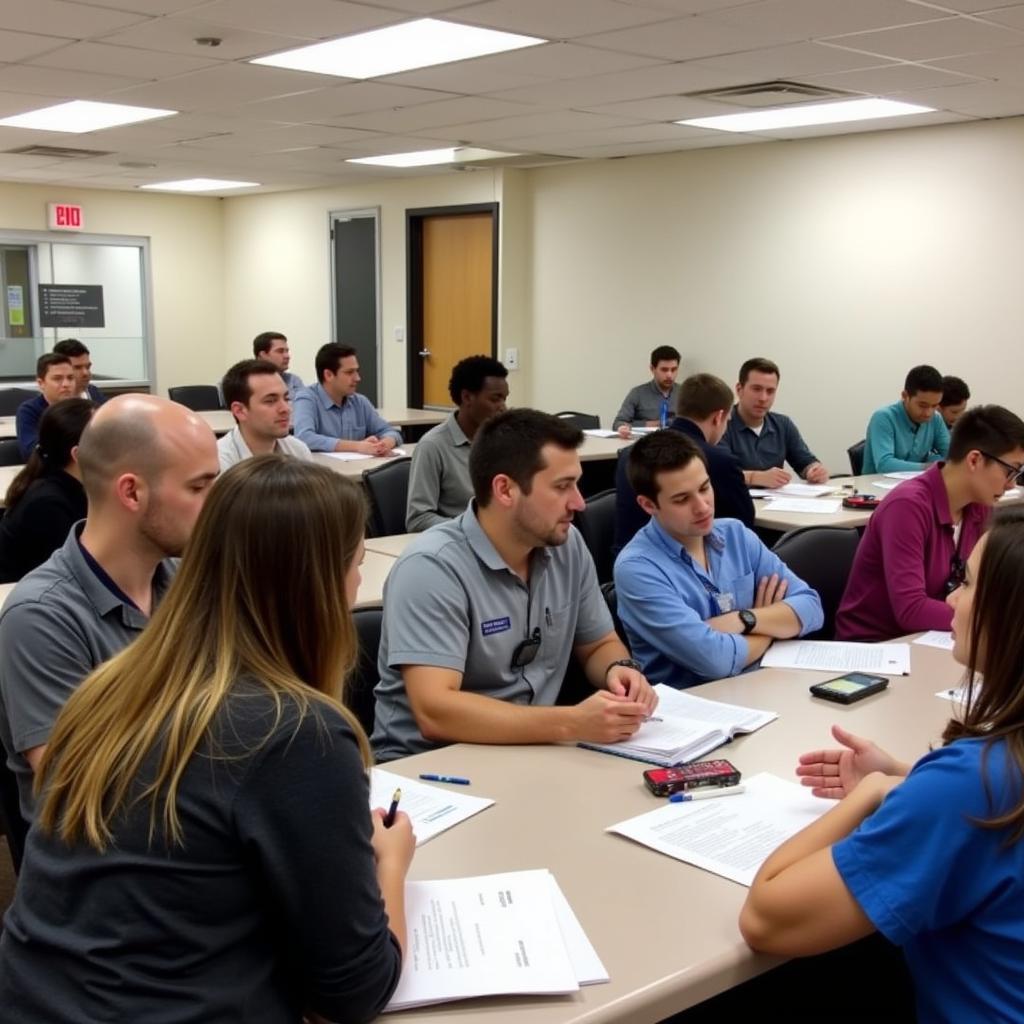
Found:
[614,517,823,688]
[292,383,402,452]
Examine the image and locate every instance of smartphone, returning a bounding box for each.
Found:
[643,759,741,797]
[810,672,889,705]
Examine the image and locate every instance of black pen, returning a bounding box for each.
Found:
[383,787,401,828]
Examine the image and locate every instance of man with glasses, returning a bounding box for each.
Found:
[371,408,657,763]
[838,405,1024,641]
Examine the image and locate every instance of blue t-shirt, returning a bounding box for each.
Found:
[833,739,1024,1024]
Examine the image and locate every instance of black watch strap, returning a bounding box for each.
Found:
[739,609,757,635]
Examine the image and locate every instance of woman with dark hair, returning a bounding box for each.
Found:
[0,397,93,582]
[740,505,1024,1022]
[0,457,413,1023]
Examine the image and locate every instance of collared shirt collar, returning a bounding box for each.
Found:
[457,501,553,576]
[645,515,726,563]
[226,425,287,460]
[731,404,777,437]
[443,411,471,447]
[314,381,351,412]
[647,378,674,400]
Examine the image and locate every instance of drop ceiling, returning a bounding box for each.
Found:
[1,0,1023,193]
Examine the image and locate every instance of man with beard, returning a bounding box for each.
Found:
[372,408,657,762]
[0,395,219,823]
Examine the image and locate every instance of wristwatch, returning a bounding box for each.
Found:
[738,609,757,635]
[606,657,642,676]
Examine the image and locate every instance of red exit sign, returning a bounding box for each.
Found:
[47,202,84,231]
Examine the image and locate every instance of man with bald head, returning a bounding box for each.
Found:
[0,395,218,824]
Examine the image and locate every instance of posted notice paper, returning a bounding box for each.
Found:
[761,640,911,675]
[607,773,830,887]
[384,869,606,1011]
[369,769,494,846]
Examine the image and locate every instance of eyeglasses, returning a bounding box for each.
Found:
[944,553,966,596]
[980,450,1024,486]
[510,627,542,669]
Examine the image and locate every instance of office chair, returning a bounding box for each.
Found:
[0,759,27,874]
[772,526,861,640]
[575,489,617,584]
[363,458,412,537]
[168,385,223,412]
[554,411,601,430]
[600,580,629,648]
[847,439,866,476]
[0,438,22,467]
[0,389,37,417]
[348,608,383,737]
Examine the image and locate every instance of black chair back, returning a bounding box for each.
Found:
[0,758,27,874]
[0,438,22,467]
[349,608,383,737]
[847,439,866,476]
[554,411,600,430]
[600,580,629,648]
[575,489,617,584]
[363,458,411,538]
[168,385,222,412]
[0,389,38,417]
[772,526,861,640]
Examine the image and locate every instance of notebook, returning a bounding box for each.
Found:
[579,684,777,766]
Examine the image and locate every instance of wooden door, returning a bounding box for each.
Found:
[408,206,497,408]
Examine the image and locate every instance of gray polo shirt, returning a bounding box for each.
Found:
[0,528,175,821]
[217,426,313,471]
[612,380,681,428]
[371,505,613,762]
[405,412,472,532]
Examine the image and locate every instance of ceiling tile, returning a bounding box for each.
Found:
[890,77,1024,113]
[613,0,765,13]
[322,0,478,11]
[448,0,676,39]
[419,108,641,143]
[500,120,705,150]
[820,15,1024,61]
[174,123,380,152]
[244,81,456,120]
[331,95,538,133]
[563,132,762,155]
[0,2,148,39]
[27,40,221,77]
[752,107,971,137]
[378,56,548,93]
[179,0,403,40]
[0,64,145,98]
[687,40,902,78]
[903,0,1023,10]
[707,0,949,41]
[972,4,1024,29]
[579,93,748,119]
[0,29,71,62]
[803,60,987,93]
[579,12,795,60]
[931,44,1024,84]
[93,14,311,61]
[65,0,213,15]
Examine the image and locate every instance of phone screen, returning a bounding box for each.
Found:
[821,678,864,694]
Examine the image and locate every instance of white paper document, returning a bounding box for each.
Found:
[913,630,954,651]
[607,773,829,886]
[582,428,620,438]
[384,869,605,1011]
[750,483,835,498]
[884,471,924,480]
[871,480,901,490]
[322,448,408,461]
[936,685,969,704]
[761,640,911,675]
[369,769,494,846]
[763,497,842,514]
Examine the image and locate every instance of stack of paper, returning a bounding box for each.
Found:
[763,497,842,514]
[871,480,901,490]
[369,769,494,846]
[607,772,829,886]
[884,470,923,480]
[761,640,911,675]
[579,684,776,766]
[913,631,954,651]
[384,869,608,1011]
[749,483,835,498]
[582,428,620,438]
[323,448,408,461]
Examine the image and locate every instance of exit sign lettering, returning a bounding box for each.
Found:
[47,203,84,231]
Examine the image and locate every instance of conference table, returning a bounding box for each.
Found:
[383,640,961,1023]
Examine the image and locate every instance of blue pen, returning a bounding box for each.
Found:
[669,785,745,803]
[419,773,471,785]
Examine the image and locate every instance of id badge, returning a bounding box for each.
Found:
[717,591,735,613]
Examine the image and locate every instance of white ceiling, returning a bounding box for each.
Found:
[1,0,1023,193]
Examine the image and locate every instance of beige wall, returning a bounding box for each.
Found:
[0,181,224,394]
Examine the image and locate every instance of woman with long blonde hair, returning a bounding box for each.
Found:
[0,456,413,1023]
[740,505,1024,1022]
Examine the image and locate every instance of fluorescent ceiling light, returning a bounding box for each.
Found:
[347,147,517,168]
[250,18,545,79]
[139,178,260,192]
[0,100,176,133]
[677,98,934,133]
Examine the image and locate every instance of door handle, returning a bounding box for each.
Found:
[418,349,431,358]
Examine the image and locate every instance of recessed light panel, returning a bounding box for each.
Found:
[0,100,177,134]
[251,18,545,79]
[139,179,260,192]
[678,98,934,133]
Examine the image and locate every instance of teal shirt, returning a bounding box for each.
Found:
[863,401,949,474]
